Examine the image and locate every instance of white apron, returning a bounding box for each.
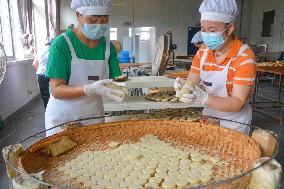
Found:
[45,34,110,136]
[200,45,252,134]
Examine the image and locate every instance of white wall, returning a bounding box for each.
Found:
[0,60,40,119]
[60,0,283,54]
[247,0,284,52]
[238,0,254,43]
[60,0,202,54]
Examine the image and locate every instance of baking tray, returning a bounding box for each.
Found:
[5,113,279,189]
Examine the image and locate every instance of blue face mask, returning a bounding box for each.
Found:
[201,27,229,50]
[81,24,108,40]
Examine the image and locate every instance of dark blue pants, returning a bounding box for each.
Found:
[38,74,50,109]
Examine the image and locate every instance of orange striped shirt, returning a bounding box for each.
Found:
[190,36,257,96]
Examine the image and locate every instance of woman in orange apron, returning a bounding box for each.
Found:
[175,0,257,134]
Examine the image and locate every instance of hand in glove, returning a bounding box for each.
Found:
[84,79,127,102]
[180,86,209,105]
[174,77,186,97]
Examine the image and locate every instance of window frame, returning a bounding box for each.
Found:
[0,0,15,58]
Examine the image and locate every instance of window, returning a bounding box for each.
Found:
[262,10,275,37]
[0,0,14,57]
[0,0,49,59]
[140,27,151,41]
[129,28,132,37]
[110,28,117,41]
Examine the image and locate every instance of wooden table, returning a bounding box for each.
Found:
[166,71,190,79]
[253,66,284,124]
[175,55,194,59]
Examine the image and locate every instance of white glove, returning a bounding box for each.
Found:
[84,79,126,102]
[180,86,209,105]
[174,77,186,97]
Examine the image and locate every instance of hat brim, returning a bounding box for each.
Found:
[77,6,110,16]
[201,12,235,23]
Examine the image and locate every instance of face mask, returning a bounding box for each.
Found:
[201,26,229,50]
[81,23,108,40]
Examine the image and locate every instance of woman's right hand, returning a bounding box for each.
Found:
[84,79,127,102]
[174,77,186,97]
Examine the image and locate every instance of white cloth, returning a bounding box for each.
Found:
[45,33,110,136]
[71,0,111,15]
[199,44,251,134]
[191,31,202,44]
[36,46,49,75]
[199,0,239,23]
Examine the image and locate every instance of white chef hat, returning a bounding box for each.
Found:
[71,0,112,16]
[191,31,202,44]
[199,0,239,23]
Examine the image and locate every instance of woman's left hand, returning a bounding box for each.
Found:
[180,86,208,105]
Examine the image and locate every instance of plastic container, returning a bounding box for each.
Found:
[119,50,131,63]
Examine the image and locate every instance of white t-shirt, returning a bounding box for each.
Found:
[191,31,202,44]
[36,45,49,75]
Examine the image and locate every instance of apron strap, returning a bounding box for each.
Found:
[200,48,209,70]
[104,34,110,79]
[105,37,110,60]
[62,33,77,60]
[104,28,110,61]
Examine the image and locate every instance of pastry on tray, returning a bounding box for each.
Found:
[145,91,180,103]
[104,82,128,100]
[146,109,202,122]
[42,138,77,157]
[146,88,180,103]
[113,75,128,82]
[257,61,284,67]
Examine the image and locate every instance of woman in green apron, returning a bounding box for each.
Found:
[45,0,123,136]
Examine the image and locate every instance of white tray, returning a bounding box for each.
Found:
[125,76,175,89]
[103,96,204,112]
